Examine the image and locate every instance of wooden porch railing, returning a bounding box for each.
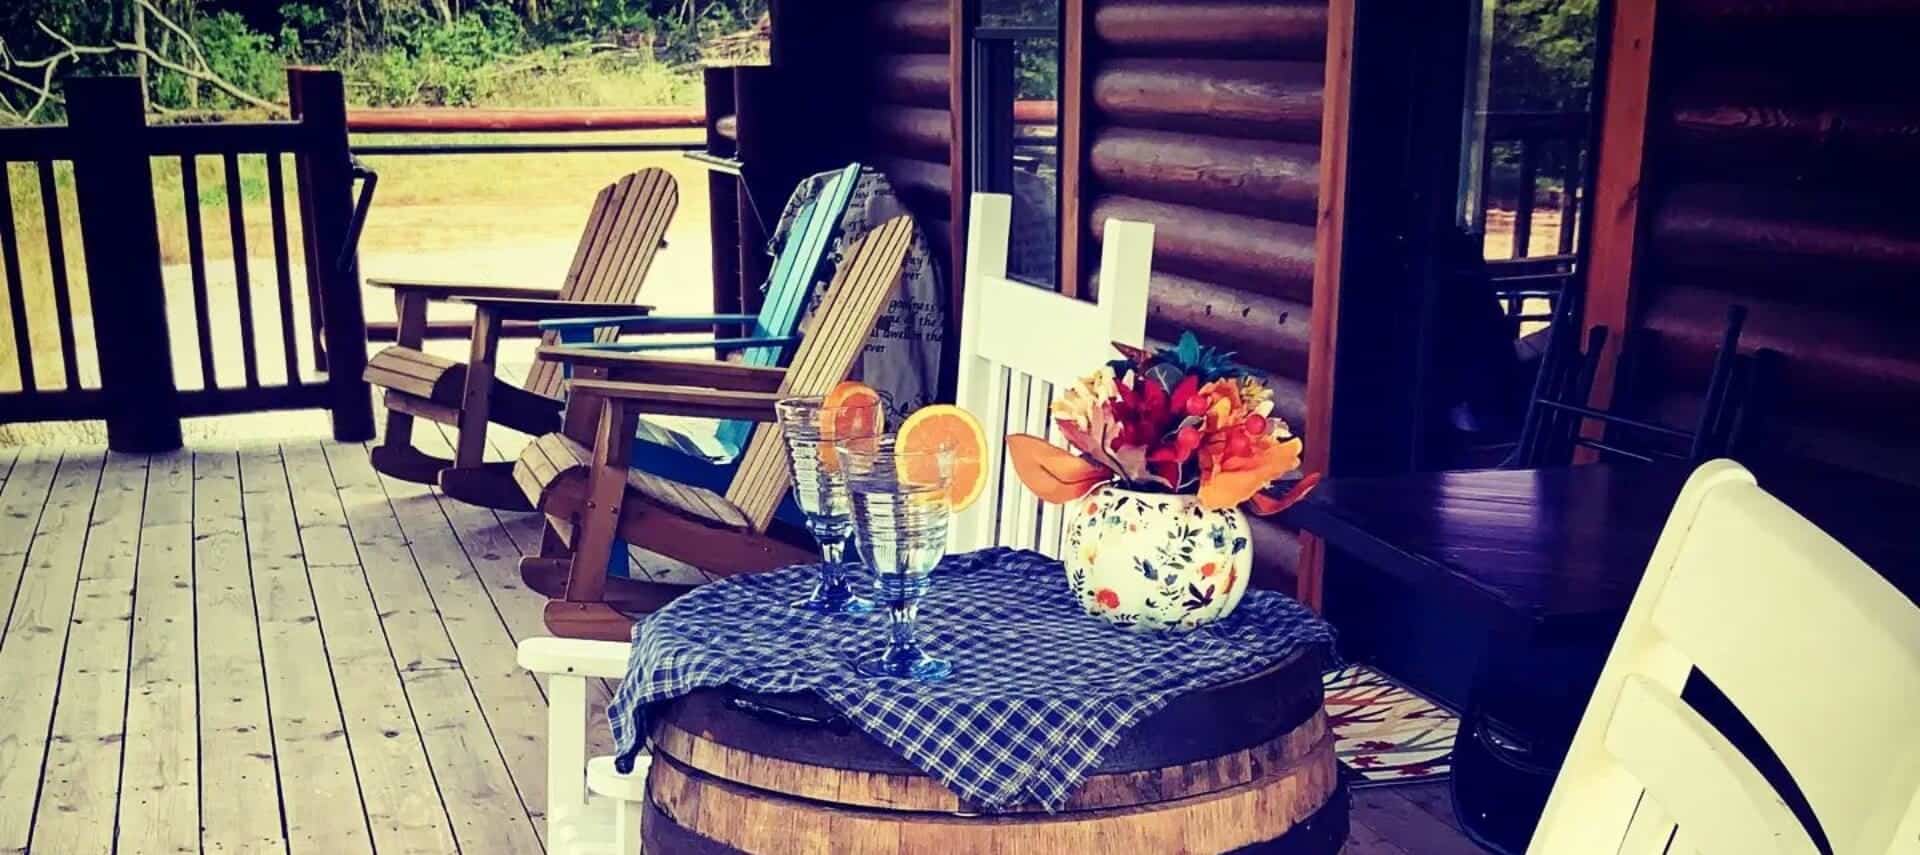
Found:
[1478,110,1590,324]
[0,70,373,452]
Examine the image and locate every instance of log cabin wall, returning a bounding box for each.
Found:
[859,0,964,286]
[1077,0,1330,584]
[1602,0,1920,481]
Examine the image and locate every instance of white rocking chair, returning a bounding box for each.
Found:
[949,192,1153,556]
[1528,460,1920,854]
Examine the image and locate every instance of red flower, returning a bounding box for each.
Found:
[1199,562,1218,578]
[1095,588,1120,609]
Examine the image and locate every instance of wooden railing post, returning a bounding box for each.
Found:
[289,67,374,441]
[67,76,182,452]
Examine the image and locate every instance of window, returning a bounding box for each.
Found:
[1459,0,1599,333]
[969,1,1061,289]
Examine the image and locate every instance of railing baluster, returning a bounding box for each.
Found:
[0,164,35,392]
[1558,138,1582,256]
[180,155,218,388]
[35,161,82,390]
[1512,136,1537,259]
[266,153,301,385]
[222,151,260,388]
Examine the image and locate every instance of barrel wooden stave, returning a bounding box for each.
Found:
[640,650,1344,853]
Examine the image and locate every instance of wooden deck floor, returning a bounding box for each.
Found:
[0,429,620,855]
[0,422,1481,854]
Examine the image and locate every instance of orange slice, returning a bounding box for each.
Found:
[897,404,989,510]
[822,381,883,437]
[818,381,883,469]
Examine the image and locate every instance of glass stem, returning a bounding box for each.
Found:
[816,535,851,595]
[887,598,921,659]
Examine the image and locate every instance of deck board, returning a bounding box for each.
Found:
[237,446,375,853]
[357,446,547,850]
[118,451,199,855]
[31,453,148,854]
[0,451,103,854]
[319,440,541,853]
[282,442,459,854]
[192,449,286,855]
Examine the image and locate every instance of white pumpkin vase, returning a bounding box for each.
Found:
[1061,485,1253,632]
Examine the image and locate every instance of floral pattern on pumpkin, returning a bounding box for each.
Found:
[1063,486,1252,631]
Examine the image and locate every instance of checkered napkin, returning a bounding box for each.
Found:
[607,547,1336,811]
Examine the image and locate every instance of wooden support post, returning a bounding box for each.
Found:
[1299,0,1359,612]
[289,67,375,442]
[68,76,182,453]
[1581,0,1660,420]
[1059,0,1091,299]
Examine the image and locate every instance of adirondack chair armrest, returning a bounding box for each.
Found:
[452,296,656,323]
[537,313,759,335]
[369,279,563,302]
[517,636,631,678]
[579,336,800,354]
[567,379,782,422]
[538,345,788,392]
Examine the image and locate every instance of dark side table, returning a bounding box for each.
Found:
[1284,460,1920,853]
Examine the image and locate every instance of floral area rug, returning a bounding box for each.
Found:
[1322,664,1459,786]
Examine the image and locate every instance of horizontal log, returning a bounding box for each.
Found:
[1667,0,1920,18]
[1098,266,1313,378]
[1090,194,1314,302]
[1638,282,1920,436]
[870,105,953,160]
[869,0,950,50]
[1093,59,1322,142]
[874,53,951,107]
[1268,373,1309,438]
[1089,127,1318,222]
[1247,514,1302,594]
[1143,271,1312,380]
[1094,0,1328,60]
[1649,183,1920,284]
[875,156,953,213]
[347,107,703,133]
[1664,66,1920,177]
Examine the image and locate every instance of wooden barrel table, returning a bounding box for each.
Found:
[640,648,1347,853]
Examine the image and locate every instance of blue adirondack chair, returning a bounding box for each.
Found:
[537,163,863,525]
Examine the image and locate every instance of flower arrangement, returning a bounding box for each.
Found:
[1008,333,1319,515]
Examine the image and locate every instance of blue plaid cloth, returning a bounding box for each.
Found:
[607,547,1336,811]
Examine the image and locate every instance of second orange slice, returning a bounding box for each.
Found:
[897,404,989,511]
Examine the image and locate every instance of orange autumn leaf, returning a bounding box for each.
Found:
[1197,436,1304,511]
[1248,471,1322,516]
[1007,434,1112,504]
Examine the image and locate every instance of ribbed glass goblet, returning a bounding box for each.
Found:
[775,396,880,614]
[836,435,953,682]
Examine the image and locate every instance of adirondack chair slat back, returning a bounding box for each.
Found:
[1528,460,1920,855]
[724,215,917,531]
[526,167,679,398]
[949,193,1152,556]
[713,163,863,454]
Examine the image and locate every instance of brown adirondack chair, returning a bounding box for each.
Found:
[512,215,916,641]
[364,166,679,510]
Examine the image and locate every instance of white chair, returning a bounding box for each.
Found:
[1528,460,1920,855]
[518,638,644,855]
[950,192,1152,556]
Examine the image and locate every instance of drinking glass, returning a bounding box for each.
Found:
[837,435,953,681]
[775,396,881,614]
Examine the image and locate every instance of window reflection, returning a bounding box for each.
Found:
[971,4,1060,289]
